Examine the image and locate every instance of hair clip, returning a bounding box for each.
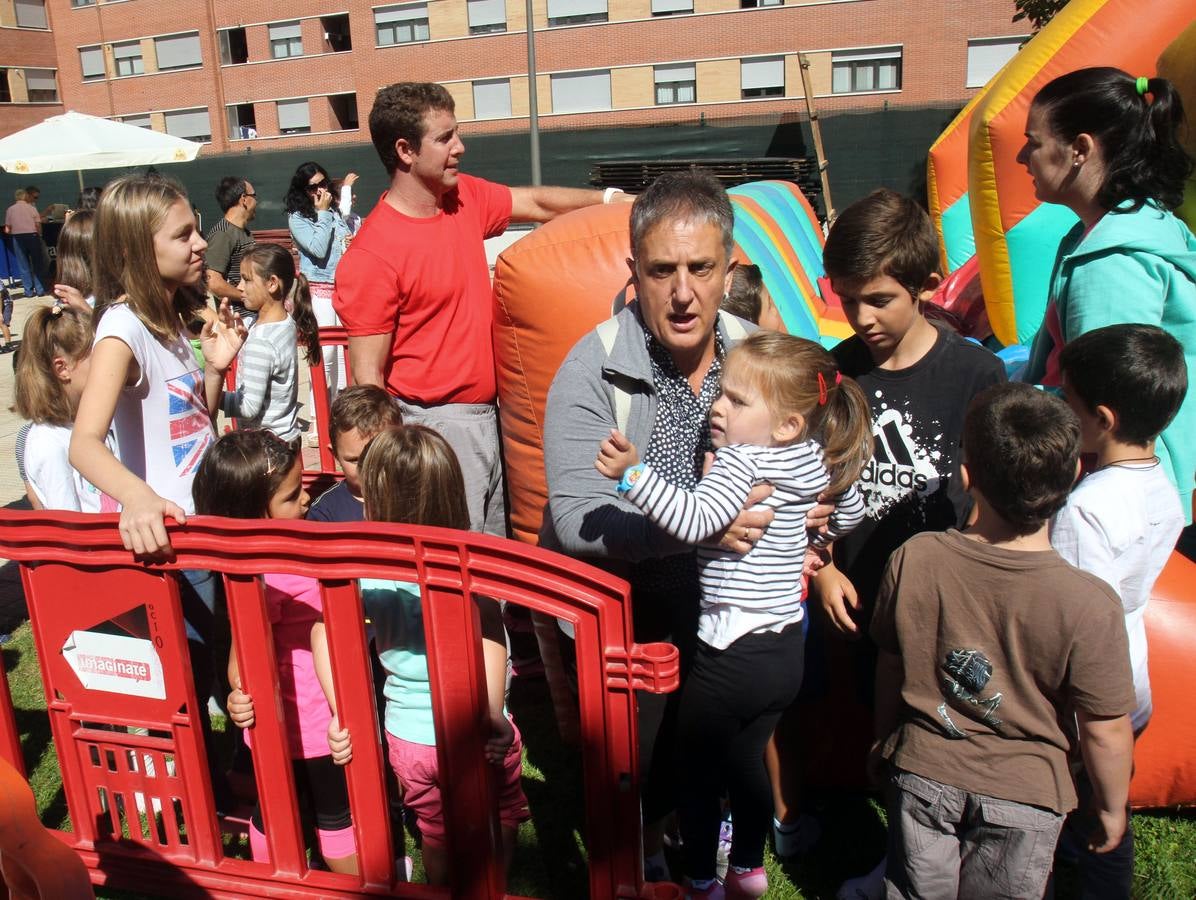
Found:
[1135,76,1150,97]
[49,302,65,317]
[817,370,843,406]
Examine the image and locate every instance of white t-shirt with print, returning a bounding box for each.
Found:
[24,423,114,512]
[93,304,214,516]
[1051,462,1184,732]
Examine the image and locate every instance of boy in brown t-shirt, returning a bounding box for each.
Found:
[870,383,1135,899]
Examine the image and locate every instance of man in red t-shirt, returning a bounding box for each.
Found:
[335,82,627,536]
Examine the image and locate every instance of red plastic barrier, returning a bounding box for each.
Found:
[0,511,680,899]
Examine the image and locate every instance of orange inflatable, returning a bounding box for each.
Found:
[493,202,635,547]
[1132,551,1196,809]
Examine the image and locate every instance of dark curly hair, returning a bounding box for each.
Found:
[284,161,331,222]
[1032,67,1193,213]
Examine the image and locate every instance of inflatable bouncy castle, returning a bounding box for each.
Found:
[930,0,1194,346]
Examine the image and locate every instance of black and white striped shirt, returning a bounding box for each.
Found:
[626,440,865,648]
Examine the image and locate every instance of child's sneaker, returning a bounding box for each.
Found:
[772,812,821,858]
[723,865,767,899]
[684,877,725,899]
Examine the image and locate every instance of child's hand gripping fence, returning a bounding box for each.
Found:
[0,510,681,899]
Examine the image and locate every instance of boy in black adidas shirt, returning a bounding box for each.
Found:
[817,189,1005,637]
[780,191,1004,895]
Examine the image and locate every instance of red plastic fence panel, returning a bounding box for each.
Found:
[0,511,680,900]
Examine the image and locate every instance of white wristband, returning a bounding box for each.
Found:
[603,187,624,204]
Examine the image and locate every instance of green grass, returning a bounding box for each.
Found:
[5,619,1196,898]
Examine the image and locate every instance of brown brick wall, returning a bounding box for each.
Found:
[19,0,1022,151]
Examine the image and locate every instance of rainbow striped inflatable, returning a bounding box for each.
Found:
[728,181,850,348]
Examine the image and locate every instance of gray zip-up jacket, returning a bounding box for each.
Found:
[540,301,754,566]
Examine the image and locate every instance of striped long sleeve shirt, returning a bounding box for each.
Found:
[221,317,301,441]
[625,440,865,649]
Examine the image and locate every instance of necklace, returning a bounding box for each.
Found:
[1097,455,1160,472]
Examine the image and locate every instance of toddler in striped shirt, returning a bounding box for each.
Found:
[596,330,871,898]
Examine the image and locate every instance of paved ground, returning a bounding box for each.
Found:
[0,295,45,635]
[0,296,322,635]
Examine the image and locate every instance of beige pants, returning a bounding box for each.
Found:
[885,769,1064,899]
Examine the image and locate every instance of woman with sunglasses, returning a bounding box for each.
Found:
[286,162,352,440]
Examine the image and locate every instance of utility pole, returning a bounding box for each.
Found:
[525,0,542,186]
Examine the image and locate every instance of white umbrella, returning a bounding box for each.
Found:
[0,110,201,187]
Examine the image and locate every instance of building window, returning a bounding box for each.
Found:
[227,103,257,139]
[219,28,248,65]
[79,45,106,81]
[546,0,607,27]
[70,0,95,7]
[277,98,312,135]
[164,107,211,142]
[651,0,692,15]
[655,64,695,105]
[14,0,49,29]
[832,46,901,93]
[154,32,202,71]
[467,0,506,34]
[118,113,153,129]
[740,56,784,98]
[375,4,430,46]
[740,0,782,6]
[21,68,58,102]
[269,21,304,59]
[113,41,145,77]
[328,92,359,130]
[322,14,353,52]
[966,36,1025,88]
[550,69,611,114]
[473,78,512,119]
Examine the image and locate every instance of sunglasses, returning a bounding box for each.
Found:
[306,181,327,193]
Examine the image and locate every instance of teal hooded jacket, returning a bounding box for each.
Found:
[1026,201,1196,523]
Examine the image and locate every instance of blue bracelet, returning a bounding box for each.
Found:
[616,463,646,495]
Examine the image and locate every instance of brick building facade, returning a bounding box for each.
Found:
[5,0,1027,155]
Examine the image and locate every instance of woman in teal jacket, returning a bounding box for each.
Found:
[1019,67,1196,523]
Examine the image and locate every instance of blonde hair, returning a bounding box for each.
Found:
[358,425,470,530]
[726,331,873,495]
[13,305,95,426]
[92,174,193,341]
[13,189,27,203]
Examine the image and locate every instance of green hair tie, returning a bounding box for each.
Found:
[1136,76,1150,96]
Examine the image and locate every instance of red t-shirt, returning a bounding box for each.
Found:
[333,175,512,404]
